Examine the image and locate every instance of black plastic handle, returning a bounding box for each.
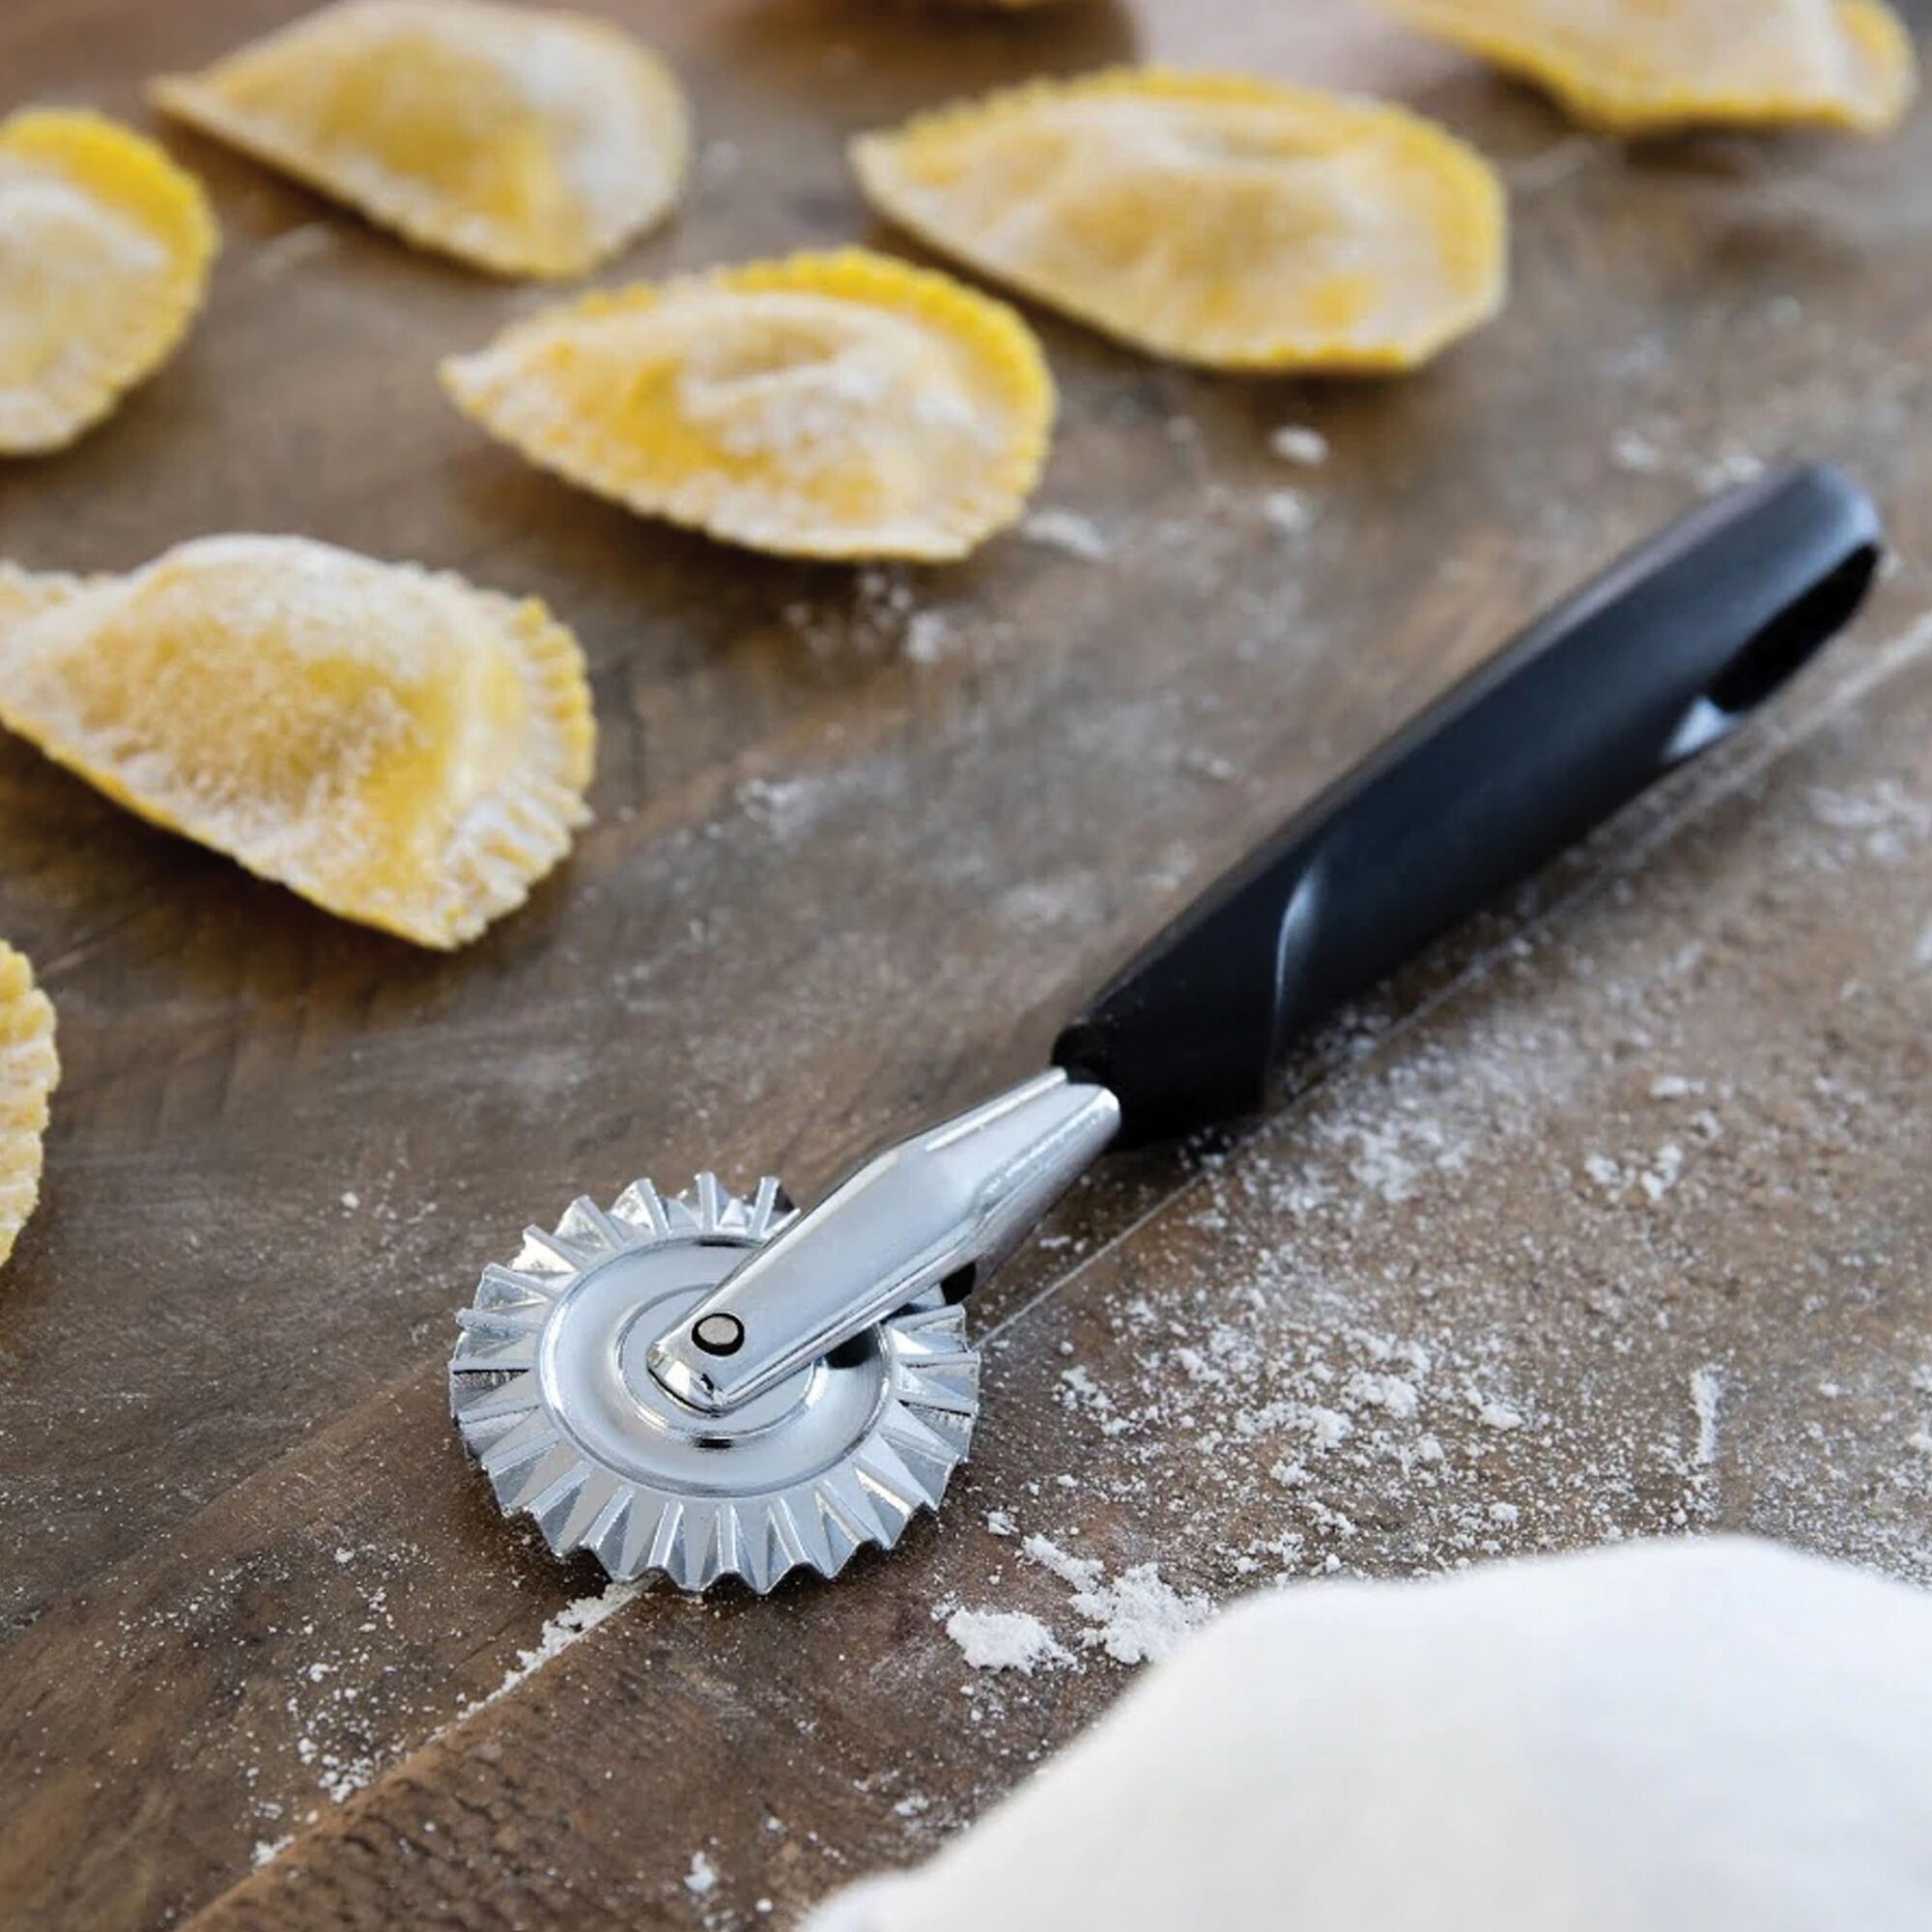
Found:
[1054,464,1882,1149]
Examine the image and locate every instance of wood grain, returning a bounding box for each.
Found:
[1,2,1929,1927]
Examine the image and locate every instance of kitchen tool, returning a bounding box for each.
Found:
[449,464,1880,1594]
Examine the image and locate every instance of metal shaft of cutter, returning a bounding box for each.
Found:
[645,1069,1122,1415]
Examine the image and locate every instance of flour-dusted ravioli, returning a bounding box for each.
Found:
[0,109,215,454]
[0,538,594,949]
[152,0,689,277]
[440,248,1055,560]
[851,69,1507,374]
[0,562,93,629]
[0,942,58,1271]
[1365,0,1915,135]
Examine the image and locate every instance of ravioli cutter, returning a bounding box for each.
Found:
[450,465,1880,1594]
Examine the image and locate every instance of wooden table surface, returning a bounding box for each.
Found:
[3,1,1931,1926]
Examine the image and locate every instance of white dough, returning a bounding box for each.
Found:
[807,1537,1932,1931]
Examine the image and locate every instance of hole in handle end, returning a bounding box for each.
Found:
[1664,539,1881,767]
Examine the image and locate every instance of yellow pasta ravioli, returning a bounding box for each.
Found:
[0,109,215,454]
[0,537,594,949]
[152,0,688,277]
[440,249,1055,561]
[851,69,1507,374]
[0,942,57,1272]
[1363,0,1915,135]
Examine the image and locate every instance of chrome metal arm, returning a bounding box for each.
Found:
[646,1069,1121,1414]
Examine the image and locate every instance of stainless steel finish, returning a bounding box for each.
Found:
[448,1175,980,1594]
[645,1070,1122,1415]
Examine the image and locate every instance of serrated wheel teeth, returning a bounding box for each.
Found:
[449,1177,977,1595]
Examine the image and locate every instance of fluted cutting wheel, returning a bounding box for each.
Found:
[448,1174,981,1594]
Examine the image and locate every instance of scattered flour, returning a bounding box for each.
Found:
[903,609,951,665]
[1317,1111,1465,1207]
[1609,425,1765,495]
[1640,1143,1685,1203]
[459,1582,639,1719]
[1066,1565,1212,1666]
[1699,450,1766,491]
[1583,1143,1690,1206]
[738,775,822,839]
[1307,1406,1352,1452]
[249,220,335,281]
[1345,1371,1419,1420]
[1584,1152,1625,1196]
[1610,428,1667,474]
[1690,1367,1724,1468]
[782,566,931,657]
[946,1608,1072,1675]
[1021,1534,1103,1592]
[1268,425,1329,468]
[1020,508,1111,562]
[1262,489,1313,536]
[1019,1535,1211,1665]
